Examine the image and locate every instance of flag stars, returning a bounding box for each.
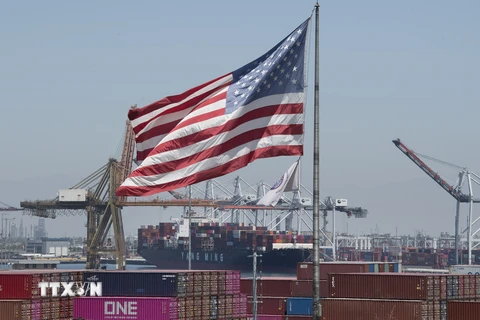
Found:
[248,86,253,91]
[263,80,267,85]
[287,61,292,66]
[291,79,297,84]
[297,29,302,34]
[279,81,283,86]
[234,90,240,96]
[293,66,297,72]
[261,70,267,75]
[241,83,247,88]
[296,42,301,47]
[285,73,290,78]
[280,69,285,74]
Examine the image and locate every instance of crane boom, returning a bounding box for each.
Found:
[393,138,477,203]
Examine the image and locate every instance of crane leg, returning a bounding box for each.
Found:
[455,200,460,265]
[111,204,126,270]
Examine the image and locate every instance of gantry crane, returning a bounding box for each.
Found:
[393,138,480,265]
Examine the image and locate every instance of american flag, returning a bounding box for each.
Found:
[116,18,311,197]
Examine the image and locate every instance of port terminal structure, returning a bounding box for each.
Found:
[393,138,480,265]
[14,107,368,270]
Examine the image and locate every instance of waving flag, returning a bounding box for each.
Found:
[117,18,311,197]
[257,160,300,207]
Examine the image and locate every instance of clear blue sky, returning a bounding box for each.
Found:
[1,1,479,238]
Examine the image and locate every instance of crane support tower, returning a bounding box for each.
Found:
[393,138,480,265]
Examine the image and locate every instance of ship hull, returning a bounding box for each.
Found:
[139,247,311,273]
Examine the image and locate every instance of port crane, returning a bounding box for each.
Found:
[393,138,480,265]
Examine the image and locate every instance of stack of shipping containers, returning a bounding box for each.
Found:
[239,261,401,319]
[322,272,480,319]
[74,269,247,320]
[0,270,83,319]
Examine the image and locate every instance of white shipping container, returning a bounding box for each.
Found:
[58,189,87,202]
[449,265,480,275]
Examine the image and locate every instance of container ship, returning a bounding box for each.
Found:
[137,217,321,273]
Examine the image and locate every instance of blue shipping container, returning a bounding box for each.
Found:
[286,297,313,316]
[83,271,183,297]
[394,263,400,272]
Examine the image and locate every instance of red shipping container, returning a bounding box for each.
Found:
[0,270,83,299]
[290,280,328,297]
[0,300,31,320]
[321,298,433,320]
[74,297,178,320]
[247,297,286,315]
[297,262,374,281]
[241,278,295,297]
[328,273,449,300]
[447,301,480,320]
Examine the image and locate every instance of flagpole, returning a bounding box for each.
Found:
[312,2,321,320]
[188,185,192,271]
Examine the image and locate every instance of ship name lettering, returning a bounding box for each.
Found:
[214,253,218,261]
[196,253,200,261]
[205,253,209,261]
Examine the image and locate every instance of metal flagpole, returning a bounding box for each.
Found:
[312,2,321,320]
[188,185,192,270]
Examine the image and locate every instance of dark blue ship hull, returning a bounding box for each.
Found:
[139,247,311,274]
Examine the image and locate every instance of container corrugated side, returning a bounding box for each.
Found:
[246,297,286,315]
[0,274,33,299]
[297,262,401,280]
[241,278,295,297]
[83,271,181,297]
[447,301,480,320]
[321,298,426,320]
[247,315,283,320]
[286,298,312,315]
[73,297,177,320]
[0,300,30,320]
[328,273,448,300]
[0,270,84,299]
